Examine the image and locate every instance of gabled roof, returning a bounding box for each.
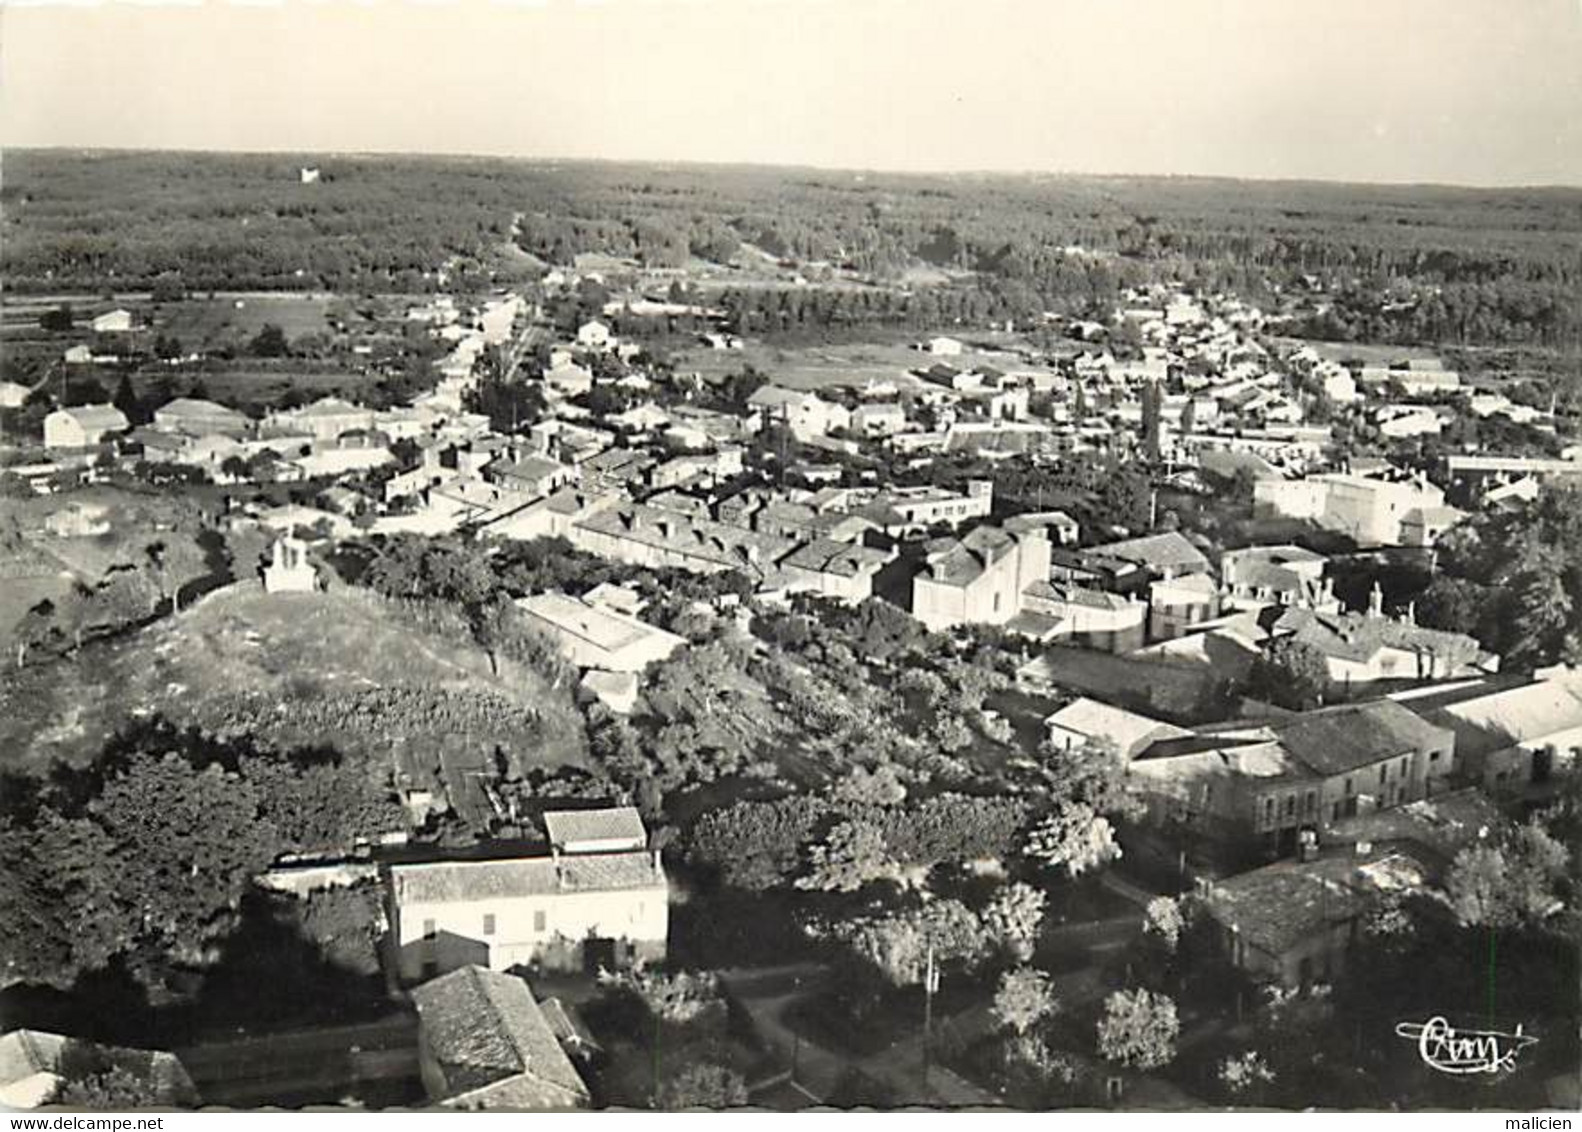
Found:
[491,454,569,484]
[1265,699,1452,777]
[781,538,891,578]
[411,966,588,1109]
[1202,855,1395,957]
[1085,530,1210,576]
[920,526,1019,586]
[747,384,813,409]
[542,806,647,851]
[390,850,664,905]
[1396,674,1582,761]
[1043,697,1191,754]
[0,1029,196,1109]
[51,403,128,431]
[1272,607,1481,668]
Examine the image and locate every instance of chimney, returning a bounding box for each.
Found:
[651,848,662,873]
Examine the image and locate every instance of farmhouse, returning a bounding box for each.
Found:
[91,308,135,333]
[746,385,850,441]
[264,397,375,442]
[1268,591,1493,689]
[515,591,686,673]
[776,538,895,604]
[43,403,129,449]
[1126,699,1455,857]
[152,397,252,439]
[411,966,589,1110]
[386,808,668,982]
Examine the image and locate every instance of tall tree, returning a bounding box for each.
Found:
[1096,988,1179,1070]
[992,966,1059,1035]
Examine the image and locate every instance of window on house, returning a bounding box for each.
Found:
[482,914,496,937]
[1262,797,1275,828]
[1284,795,1296,818]
[1379,765,1388,786]
[1430,750,1440,762]
[1305,791,1317,816]
[422,919,436,941]
[1330,802,1341,823]
[1344,777,1353,796]
[533,910,547,933]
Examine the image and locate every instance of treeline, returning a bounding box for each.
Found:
[7,152,1579,348]
[0,723,402,995]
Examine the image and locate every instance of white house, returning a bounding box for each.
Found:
[515,591,686,673]
[387,809,668,981]
[1044,697,1191,759]
[43,403,129,449]
[746,384,850,440]
[0,381,30,409]
[265,397,375,442]
[576,320,613,350]
[1254,473,1447,547]
[925,336,964,357]
[91,309,135,334]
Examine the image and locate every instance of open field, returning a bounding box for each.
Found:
[0,583,588,778]
[154,293,337,342]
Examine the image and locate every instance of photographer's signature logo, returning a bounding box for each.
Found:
[1395,1016,1537,1075]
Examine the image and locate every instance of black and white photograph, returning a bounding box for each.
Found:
[1,0,1579,1117]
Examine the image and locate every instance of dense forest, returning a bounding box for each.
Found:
[5,151,1580,349]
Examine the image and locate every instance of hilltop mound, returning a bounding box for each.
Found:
[0,583,588,789]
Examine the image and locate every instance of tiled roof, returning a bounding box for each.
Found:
[391,850,663,905]
[1044,697,1191,753]
[780,538,891,578]
[411,967,588,1107]
[1273,608,1480,667]
[576,504,795,573]
[922,525,1019,586]
[1086,530,1210,575]
[542,806,647,850]
[491,455,568,484]
[1265,699,1452,777]
[55,404,129,430]
[1203,856,1387,957]
[747,384,813,408]
[1399,676,1582,761]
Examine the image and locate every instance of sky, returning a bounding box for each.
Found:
[2,0,1581,186]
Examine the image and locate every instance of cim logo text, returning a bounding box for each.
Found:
[1395,1016,1538,1075]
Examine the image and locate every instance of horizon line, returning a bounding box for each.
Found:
[9,144,1581,195]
